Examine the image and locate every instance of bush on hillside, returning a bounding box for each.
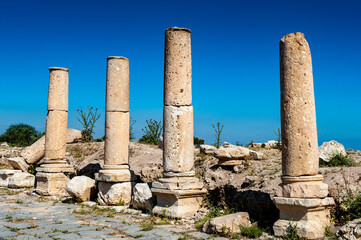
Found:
[0,123,43,147]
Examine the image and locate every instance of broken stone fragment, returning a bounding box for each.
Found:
[319,140,347,162]
[8,172,35,188]
[66,176,97,202]
[131,183,155,210]
[7,157,29,172]
[203,212,251,234]
[97,181,135,206]
[200,144,217,155]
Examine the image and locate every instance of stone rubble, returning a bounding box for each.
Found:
[203,212,251,234]
[65,176,97,202]
[131,182,155,210]
[319,140,347,162]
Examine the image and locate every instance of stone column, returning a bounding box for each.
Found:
[152,27,206,218]
[273,32,334,239]
[96,57,135,206]
[36,67,74,196]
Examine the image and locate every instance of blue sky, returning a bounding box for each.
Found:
[0,0,360,149]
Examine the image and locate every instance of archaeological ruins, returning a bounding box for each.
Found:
[0,28,347,239]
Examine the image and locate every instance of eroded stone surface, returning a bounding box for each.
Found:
[35,172,70,196]
[164,27,192,106]
[44,110,68,160]
[47,67,68,111]
[8,172,35,188]
[280,32,319,177]
[7,157,29,172]
[132,183,154,210]
[319,140,347,162]
[66,176,96,202]
[203,212,251,234]
[97,181,135,206]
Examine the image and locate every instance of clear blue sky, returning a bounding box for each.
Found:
[0,0,360,149]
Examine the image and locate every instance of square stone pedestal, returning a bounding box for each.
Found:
[152,177,207,218]
[273,197,335,239]
[0,169,22,187]
[35,172,70,196]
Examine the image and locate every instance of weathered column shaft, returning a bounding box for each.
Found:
[96,57,134,206]
[152,27,206,218]
[164,27,192,106]
[274,32,334,239]
[36,67,73,196]
[44,68,69,161]
[104,57,130,168]
[280,32,319,177]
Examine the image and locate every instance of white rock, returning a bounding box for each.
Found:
[262,140,278,148]
[249,150,266,160]
[200,145,217,155]
[0,169,22,187]
[8,172,35,188]
[132,183,154,210]
[319,140,347,162]
[66,176,96,202]
[203,212,251,234]
[1,142,9,147]
[83,201,97,208]
[215,142,250,160]
[97,182,134,206]
[66,129,82,143]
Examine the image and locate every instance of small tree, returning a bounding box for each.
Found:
[212,122,224,148]
[273,128,282,150]
[129,116,136,141]
[138,119,162,145]
[76,106,101,142]
[0,123,42,147]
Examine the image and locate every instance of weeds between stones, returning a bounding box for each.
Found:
[212,122,224,148]
[283,221,299,240]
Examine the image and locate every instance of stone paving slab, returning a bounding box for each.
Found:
[0,187,231,240]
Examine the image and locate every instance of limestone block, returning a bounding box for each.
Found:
[261,140,278,149]
[152,177,204,190]
[8,172,35,188]
[337,218,361,240]
[106,57,129,112]
[163,106,194,173]
[66,176,96,202]
[200,145,217,155]
[280,32,319,176]
[203,212,251,234]
[0,169,22,187]
[104,112,129,166]
[164,27,192,106]
[132,183,155,210]
[7,157,29,172]
[273,196,335,239]
[35,172,70,196]
[44,110,68,160]
[95,169,136,183]
[152,188,207,218]
[47,67,68,111]
[215,144,250,161]
[249,150,265,160]
[319,140,347,162]
[97,181,135,206]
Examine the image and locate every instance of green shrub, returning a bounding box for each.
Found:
[138,119,162,145]
[194,137,204,147]
[240,223,264,238]
[212,122,224,148]
[273,128,282,150]
[320,152,354,167]
[332,190,361,225]
[283,221,299,240]
[94,136,105,142]
[0,123,42,147]
[129,116,136,141]
[76,106,101,142]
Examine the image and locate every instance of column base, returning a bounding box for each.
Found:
[95,168,136,182]
[152,177,207,218]
[273,197,335,239]
[36,160,74,173]
[278,175,328,198]
[97,181,135,206]
[35,172,70,196]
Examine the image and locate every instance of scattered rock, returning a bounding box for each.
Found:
[7,157,29,172]
[158,136,163,149]
[200,145,217,155]
[66,129,82,143]
[1,142,8,147]
[83,201,97,208]
[132,183,155,210]
[215,142,250,161]
[336,218,361,239]
[66,176,97,202]
[8,172,35,188]
[0,169,22,187]
[249,150,265,160]
[262,140,278,149]
[97,182,135,206]
[203,212,251,234]
[319,140,347,162]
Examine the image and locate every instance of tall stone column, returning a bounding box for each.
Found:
[96,57,135,206]
[152,27,207,218]
[273,32,334,239]
[36,67,74,196]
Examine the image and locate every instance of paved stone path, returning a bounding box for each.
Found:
[0,187,228,240]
